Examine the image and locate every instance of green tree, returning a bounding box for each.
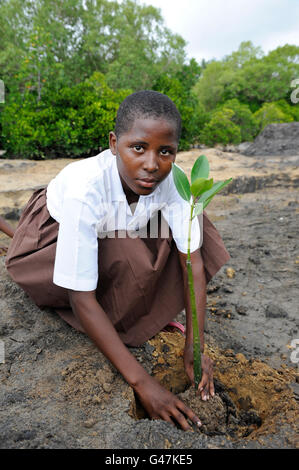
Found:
[274,99,299,121]
[192,61,233,111]
[154,59,207,149]
[199,109,241,146]
[193,41,299,112]
[223,40,263,67]
[219,99,258,141]
[254,102,293,131]
[1,72,130,158]
[0,0,187,93]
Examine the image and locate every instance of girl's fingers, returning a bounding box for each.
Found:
[159,412,175,427]
[198,372,215,400]
[209,367,215,397]
[209,379,215,397]
[198,373,209,399]
[176,401,202,430]
[172,410,192,431]
[202,384,210,401]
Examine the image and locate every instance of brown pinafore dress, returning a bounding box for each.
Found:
[5,187,230,346]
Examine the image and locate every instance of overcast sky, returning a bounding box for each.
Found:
[140,0,299,62]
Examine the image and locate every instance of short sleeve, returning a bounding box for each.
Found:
[53,197,99,291]
[161,173,201,254]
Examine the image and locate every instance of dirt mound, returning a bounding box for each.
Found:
[243,122,299,156]
[130,332,298,445]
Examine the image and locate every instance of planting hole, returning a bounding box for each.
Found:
[128,331,298,441]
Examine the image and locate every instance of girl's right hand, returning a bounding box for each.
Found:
[133,375,201,431]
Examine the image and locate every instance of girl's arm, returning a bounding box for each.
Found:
[0,216,15,238]
[68,289,202,431]
[178,249,215,401]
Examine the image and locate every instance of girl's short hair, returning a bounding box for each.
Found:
[115,90,181,141]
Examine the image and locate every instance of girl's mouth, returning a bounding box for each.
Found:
[137,178,158,188]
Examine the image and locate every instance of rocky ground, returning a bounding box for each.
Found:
[0,144,298,449]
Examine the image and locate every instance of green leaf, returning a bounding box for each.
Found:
[191,177,213,198]
[203,196,213,209]
[191,155,210,184]
[198,178,232,206]
[172,163,191,202]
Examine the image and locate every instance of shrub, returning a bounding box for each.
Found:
[199,109,241,146]
[254,102,293,131]
[274,99,299,122]
[219,99,259,141]
[1,72,131,159]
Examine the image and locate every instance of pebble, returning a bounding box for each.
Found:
[83,419,96,428]
[226,267,235,278]
[248,256,261,265]
[235,305,248,316]
[235,353,247,364]
[265,304,288,318]
[93,395,102,404]
[222,286,233,293]
[102,382,112,393]
[224,349,235,357]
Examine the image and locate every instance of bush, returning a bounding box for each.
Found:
[274,99,299,121]
[199,109,242,146]
[218,99,259,141]
[254,102,293,131]
[0,72,131,159]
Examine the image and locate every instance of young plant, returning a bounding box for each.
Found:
[172,155,232,388]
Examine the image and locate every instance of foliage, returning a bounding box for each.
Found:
[274,99,299,121]
[253,102,293,131]
[1,1,299,156]
[218,99,259,141]
[0,0,187,92]
[199,109,242,146]
[193,42,299,111]
[153,59,208,150]
[1,73,130,159]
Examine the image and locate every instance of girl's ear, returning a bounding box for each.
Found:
[109,132,117,155]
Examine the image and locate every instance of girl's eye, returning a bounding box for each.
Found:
[160,149,171,156]
[134,145,144,152]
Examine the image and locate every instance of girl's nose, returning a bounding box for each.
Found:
[143,151,159,172]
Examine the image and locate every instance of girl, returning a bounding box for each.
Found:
[5,91,230,431]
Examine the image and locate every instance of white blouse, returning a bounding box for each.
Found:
[46,149,201,291]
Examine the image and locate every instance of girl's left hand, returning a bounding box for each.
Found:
[183,343,215,401]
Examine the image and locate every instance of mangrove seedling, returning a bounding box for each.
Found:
[172,155,232,388]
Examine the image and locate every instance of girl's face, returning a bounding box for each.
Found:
[109,117,178,199]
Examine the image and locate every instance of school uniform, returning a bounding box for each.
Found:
[5,150,230,347]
